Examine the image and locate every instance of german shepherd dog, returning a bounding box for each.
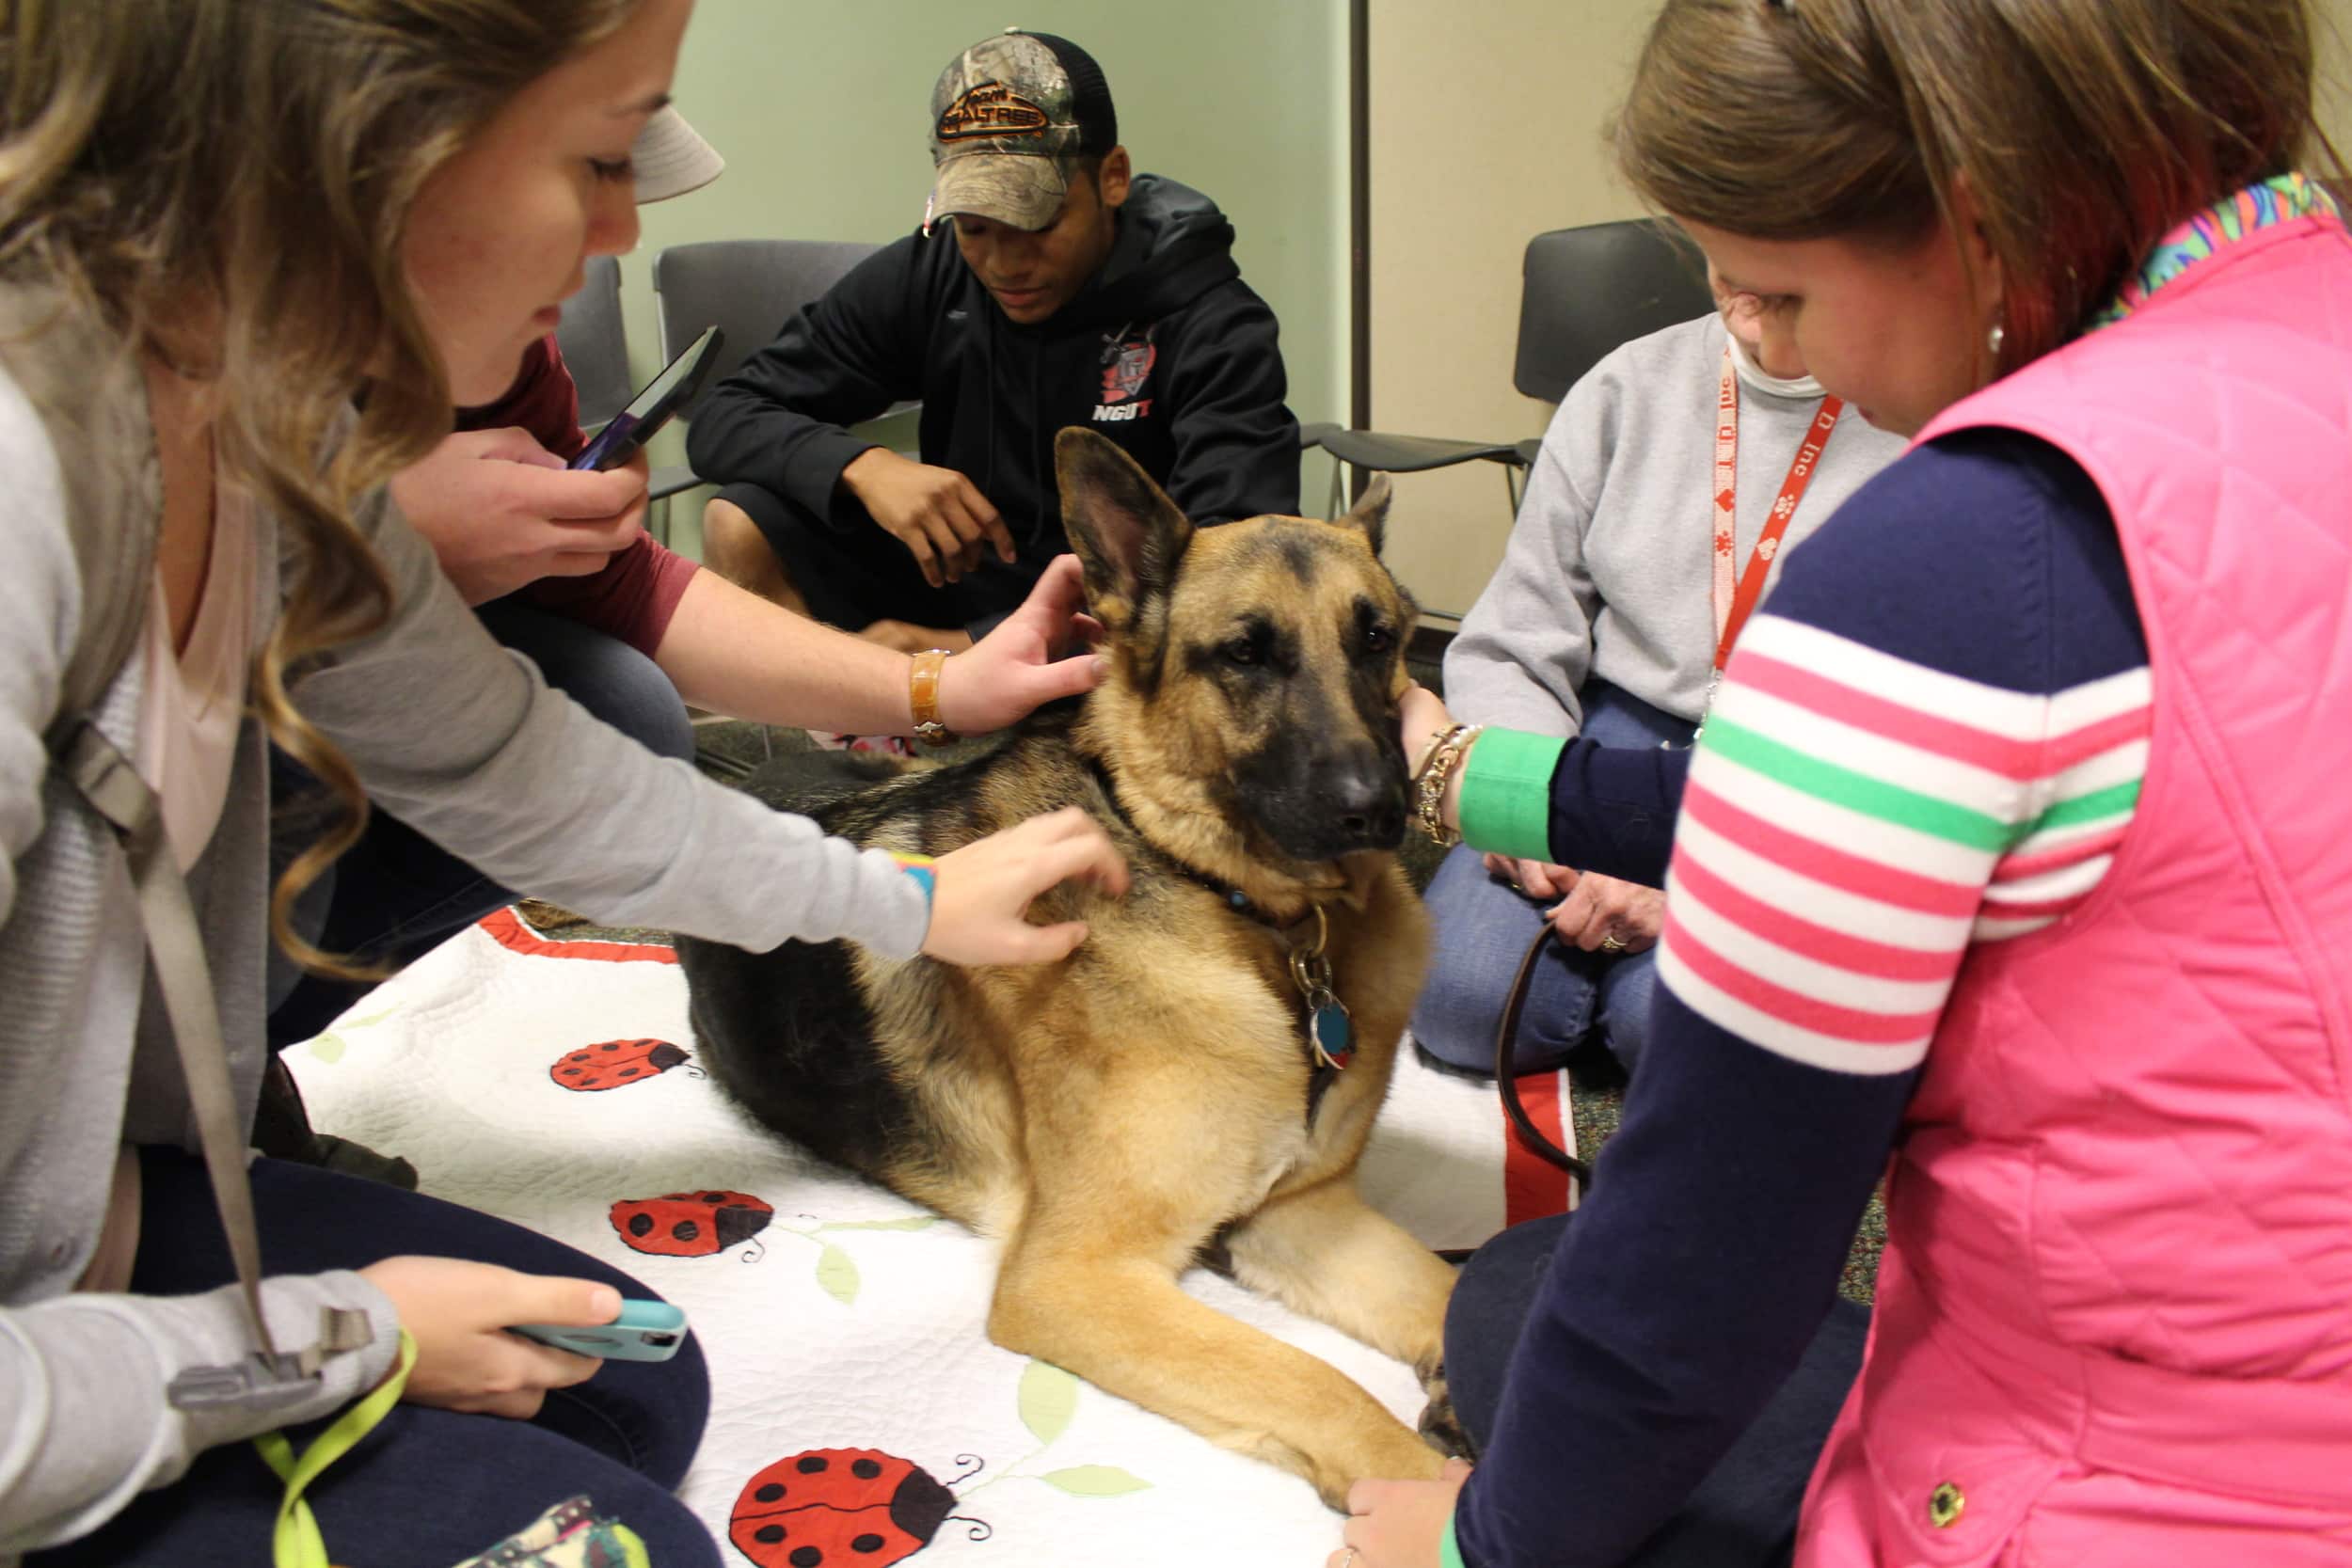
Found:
[677,428,1459,1505]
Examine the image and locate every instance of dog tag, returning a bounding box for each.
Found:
[1308,993,1353,1071]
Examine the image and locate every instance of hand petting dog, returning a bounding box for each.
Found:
[936,554,1108,736]
[1327,1459,1473,1568]
[920,805,1130,965]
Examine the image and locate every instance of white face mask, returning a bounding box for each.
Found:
[1724,322,1826,401]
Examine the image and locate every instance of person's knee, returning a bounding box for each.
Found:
[1443,1212,1573,1448]
[1411,939,1515,1070]
[1597,954,1662,1076]
[591,648,693,764]
[1411,850,1571,1071]
[702,493,806,611]
[700,495,765,576]
[491,609,693,765]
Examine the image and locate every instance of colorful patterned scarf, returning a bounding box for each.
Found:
[2090,170,2342,327]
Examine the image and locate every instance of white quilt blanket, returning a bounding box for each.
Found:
[287,910,1574,1568]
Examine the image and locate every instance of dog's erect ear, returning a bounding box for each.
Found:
[1057,427,1194,629]
[1334,472,1391,557]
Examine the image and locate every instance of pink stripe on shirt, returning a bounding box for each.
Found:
[1991,826,2128,882]
[1681,779,1980,919]
[1661,909,1946,1045]
[1673,850,1963,984]
[1736,652,2146,778]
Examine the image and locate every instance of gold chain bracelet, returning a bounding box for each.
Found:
[1412,723,1483,847]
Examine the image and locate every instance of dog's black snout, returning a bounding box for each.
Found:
[1329,754,1407,849]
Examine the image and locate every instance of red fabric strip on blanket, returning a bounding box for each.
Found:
[477,907,679,966]
[1502,1068,1575,1224]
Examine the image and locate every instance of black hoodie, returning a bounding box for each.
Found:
[684,174,1300,562]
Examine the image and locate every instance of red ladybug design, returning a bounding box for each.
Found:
[551,1037,690,1091]
[729,1449,958,1568]
[609,1191,773,1259]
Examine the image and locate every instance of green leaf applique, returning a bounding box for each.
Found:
[1039,1465,1151,1497]
[1017,1360,1080,1445]
[814,1244,860,1305]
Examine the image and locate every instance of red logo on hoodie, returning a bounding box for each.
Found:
[1100,333,1156,404]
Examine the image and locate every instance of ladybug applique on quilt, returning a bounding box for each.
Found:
[550,1037,691,1091]
[609,1190,774,1258]
[730,1449,968,1568]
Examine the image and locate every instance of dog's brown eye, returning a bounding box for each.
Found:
[1363,625,1394,654]
[1223,637,1260,666]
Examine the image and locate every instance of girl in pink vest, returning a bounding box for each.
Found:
[1339,3,2352,1566]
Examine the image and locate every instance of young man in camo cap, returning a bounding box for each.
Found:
[690,29,1301,652]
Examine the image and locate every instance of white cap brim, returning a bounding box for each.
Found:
[631,105,724,204]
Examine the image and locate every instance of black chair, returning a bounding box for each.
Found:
[650,239,930,491]
[651,239,883,413]
[1311,218,1713,516]
[551,253,702,505]
[554,255,632,431]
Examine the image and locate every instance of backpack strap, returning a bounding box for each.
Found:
[1,281,368,1411]
[55,719,369,1409]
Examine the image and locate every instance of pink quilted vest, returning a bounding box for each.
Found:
[1797,213,2352,1566]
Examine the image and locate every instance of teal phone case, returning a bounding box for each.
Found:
[509,1298,689,1362]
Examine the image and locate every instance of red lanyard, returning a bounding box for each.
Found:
[1709,344,1845,671]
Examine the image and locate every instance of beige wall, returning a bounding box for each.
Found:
[1369,0,2352,622]
[2322,0,2352,158]
[1366,0,1660,619]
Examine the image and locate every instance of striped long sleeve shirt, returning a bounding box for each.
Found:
[1449,429,2153,1568]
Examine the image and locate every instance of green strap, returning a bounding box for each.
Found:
[1439,1506,1472,1568]
[255,1331,417,1568]
[1455,727,1565,863]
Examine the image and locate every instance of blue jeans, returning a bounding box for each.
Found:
[1443,1213,1867,1567]
[268,600,694,1048]
[1411,681,1694,1076]
[27,1149,722,1568]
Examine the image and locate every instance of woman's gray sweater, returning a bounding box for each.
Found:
[0,336,929,1552]
[1443,313,1909,736]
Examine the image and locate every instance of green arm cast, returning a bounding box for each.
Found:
[1456,726,1564,863]
[1440,1505,1473,1568]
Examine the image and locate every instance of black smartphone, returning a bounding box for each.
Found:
[568,324,725,472]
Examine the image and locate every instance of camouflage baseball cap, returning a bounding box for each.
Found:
[926,30,1119,232]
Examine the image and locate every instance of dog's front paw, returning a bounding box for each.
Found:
[1416,1368,1475,1461]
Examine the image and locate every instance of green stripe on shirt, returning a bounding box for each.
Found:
[2026,777,2141,835]
[1457,727,1565,863]
[1703,718,2015,851]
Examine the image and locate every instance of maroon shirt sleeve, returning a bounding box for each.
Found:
[458,335,589,460]
[524,535,702,658]
[458,334,703,658]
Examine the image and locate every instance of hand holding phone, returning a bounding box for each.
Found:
[569,324,725,473]
[509,1298,690,1363]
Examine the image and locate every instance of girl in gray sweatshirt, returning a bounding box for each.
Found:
[0,5,1121,1560]
[1413,303,1906,1077]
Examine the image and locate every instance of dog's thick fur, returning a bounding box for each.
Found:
[677,429,1458,1505]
